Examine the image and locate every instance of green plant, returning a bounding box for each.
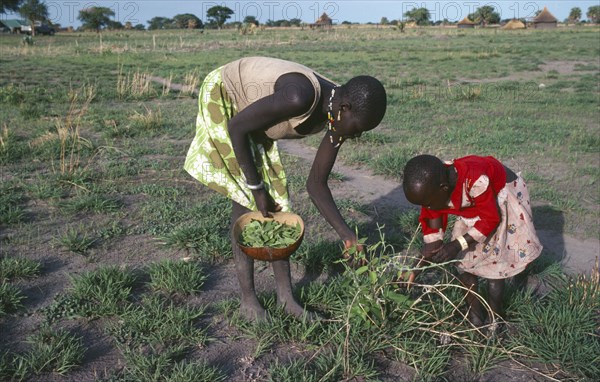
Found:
[0,183,26,225]
[508,266,600,380]
[0,84,26,104]
[58,194,123,215]
[0,124,31,164]
[14,326,85,378]
[56,227,98,255]
[166,360,226,382]
[67,266,137,317]
[159,224,228,256]
[239,219,302,248]
[108,294,209,349]
[97,220,128,239]
[463,338,507,378]
[0,257,41,281]
[43,294,96,322]
[0,281,26,317]
[292,240,340,273]
[26,178,65,199]
[147,259,207,295]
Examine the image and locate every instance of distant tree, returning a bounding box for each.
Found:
[587,5,600,24]
[206,5,233,29]
[173,13,202,29]
[243,15,258,26]
[469,5,500,25]
[380,17,389,25]
[403,7,430,26]
[147,17,173,30]
[107,20,123,30]
[133,23,145,30]
[289,18,302,26]
[78,7,115,33]
[265,19,294,27]
[1,0,22,14]
[18,0,47,36]
[568,7,582,23]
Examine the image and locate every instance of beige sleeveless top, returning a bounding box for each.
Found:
[221,57,336,140]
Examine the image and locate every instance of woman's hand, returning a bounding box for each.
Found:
[252,188,281,217]
[343,238,367,268]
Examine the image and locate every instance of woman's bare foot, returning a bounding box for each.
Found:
[240,299,268,322]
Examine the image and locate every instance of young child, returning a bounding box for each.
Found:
[184,57,387,321]
[402,154,543,326]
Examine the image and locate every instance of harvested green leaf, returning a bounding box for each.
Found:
[239,219,301,248]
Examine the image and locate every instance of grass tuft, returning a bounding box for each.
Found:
[147,259,207,295]
[0,281,26,317]
[0,257,41,281]
[56,227,98,255]
[507,263,600,380]
[7,326,85,379]
[108,294,209,350]
[57,194,123,215]
[67,266,137,317]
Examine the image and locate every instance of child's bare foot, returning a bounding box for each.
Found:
[240,300,268,322]
[467,311,485,327]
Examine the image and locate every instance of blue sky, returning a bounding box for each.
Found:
[4,1,599,27]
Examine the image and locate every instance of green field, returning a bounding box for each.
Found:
[1,26,599,381]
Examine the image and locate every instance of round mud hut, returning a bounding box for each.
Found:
[457,17,476,29]
[532,7,557,29]
[310,12,333,30]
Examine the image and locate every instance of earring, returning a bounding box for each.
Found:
[337,110,342,121]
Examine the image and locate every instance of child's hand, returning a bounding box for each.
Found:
[422,240,443,259]
[429,241,461,263]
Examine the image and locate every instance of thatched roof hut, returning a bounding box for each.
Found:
[457,17,476,28]
[310,12,332,29]
[532,7,557,29]
[503,19,526,30]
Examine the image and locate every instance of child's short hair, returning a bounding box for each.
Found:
[344,76,387,129]
[402,154,444,193]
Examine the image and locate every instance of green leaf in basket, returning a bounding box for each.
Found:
[239,219,301,248]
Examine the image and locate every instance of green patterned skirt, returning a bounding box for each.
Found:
[184,67,291,212]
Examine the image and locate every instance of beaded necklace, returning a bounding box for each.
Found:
[327,87,343,148]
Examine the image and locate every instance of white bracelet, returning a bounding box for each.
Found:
[246,180,264,190]
[456,235,469,251]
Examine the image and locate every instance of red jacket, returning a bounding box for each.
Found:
[420,155,507,243]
